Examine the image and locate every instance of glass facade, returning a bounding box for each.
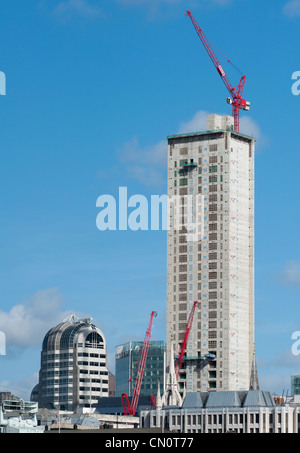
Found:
[291,375,300,396]
[115,341,165,397]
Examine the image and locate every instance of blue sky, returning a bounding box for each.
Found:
[0,0,300,399]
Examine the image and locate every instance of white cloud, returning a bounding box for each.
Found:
[117,0,180,4]
[177,110,208,134]
[49,0,102,20]
[257,349,300,395]
[117,0,231,5]
[119,136,167,169]
[129,165,165,187]
[258,372,291,396]
[118,110,266,187]
[0,288,71,348]
[117,136,167,187]
[178,110,266,149]
[239,115,267,150]
[0,373,39,400]
[283,0,300,17]
[118,111,209,187]
[115,0,234,18]
[280,261,300,288]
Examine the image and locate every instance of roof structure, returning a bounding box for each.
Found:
[180,390,275,410]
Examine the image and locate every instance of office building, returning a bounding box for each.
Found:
[115,341,165,398]
[166,114,256,394]
[32,314,109,411]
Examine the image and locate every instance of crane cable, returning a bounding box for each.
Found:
[207,36,244,77]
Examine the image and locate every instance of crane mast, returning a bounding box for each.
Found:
[175,301,199,381]
[121,310,157,416]
[185,10,250,132]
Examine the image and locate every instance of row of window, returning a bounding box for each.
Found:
[79,378,108,384]
[78,361,106,367]
[80,370,108,375]
[176,174,222,187]
[79,386,108,392]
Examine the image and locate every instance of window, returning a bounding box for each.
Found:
[209,312,217,319]
[180,178,188,186]
[208,328,217,336]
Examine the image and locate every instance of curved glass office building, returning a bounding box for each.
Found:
[35,314,109,411]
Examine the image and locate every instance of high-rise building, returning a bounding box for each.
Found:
[115,341,165,398]
[33,314,109,411]
[166,114,256,395]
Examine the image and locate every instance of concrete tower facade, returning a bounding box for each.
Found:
[166,114,255,395]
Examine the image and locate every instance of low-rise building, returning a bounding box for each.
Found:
[140,390,300,433]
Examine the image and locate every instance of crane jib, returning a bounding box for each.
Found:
[185,10,250,133]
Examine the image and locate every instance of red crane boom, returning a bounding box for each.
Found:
[121,310,157,416]
[175,301,199,381]
[185,10,250,133]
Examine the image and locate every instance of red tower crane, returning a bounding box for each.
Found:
[185,10,250,133]
[121,310,157,416]
[174,301,199,381]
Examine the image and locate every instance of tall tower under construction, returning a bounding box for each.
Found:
[166,113,256,395]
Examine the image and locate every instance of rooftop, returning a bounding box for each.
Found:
[179,390,275,410]
[167,129,254,142]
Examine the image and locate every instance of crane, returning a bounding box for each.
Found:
[174,300,216,386]
[121,310,157,416]
[185,10,250,133]
[174,300,199,381]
